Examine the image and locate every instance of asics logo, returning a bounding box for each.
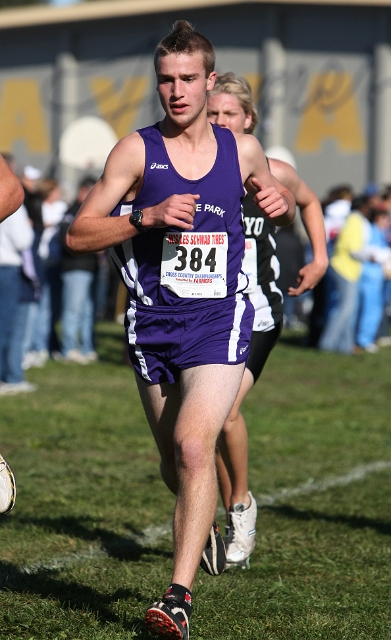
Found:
[239,345,249,355]
[150,162,168,169]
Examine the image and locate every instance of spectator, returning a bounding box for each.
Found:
[0,198,35,394]
[376,211,391,345]
[59,176,99,364]
[275,225,306,328]
[363,182,385,211]
[19,164,44,233]
[318,195,371,354]
[323,184,354,250]
[307,184,354,346]
[354,209,391,353]
[28,179,67,365]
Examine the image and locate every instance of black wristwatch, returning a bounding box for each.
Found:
[129,209,146,233]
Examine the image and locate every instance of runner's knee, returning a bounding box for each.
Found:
[175,434,215,474]
[222,409,241,434]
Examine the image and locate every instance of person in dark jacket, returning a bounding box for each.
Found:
[59,176,98,364]
[275,224,306,327]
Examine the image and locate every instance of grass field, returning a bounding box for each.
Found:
[1,322,391,640]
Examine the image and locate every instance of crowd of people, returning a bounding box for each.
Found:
[307,183,391,354]
[1,19,391,640]
[0,157,110,397]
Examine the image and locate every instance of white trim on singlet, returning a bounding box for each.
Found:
[228,294,246,362]
[110,246,135,291]
[126,301,152,382]
[111,238,153,306]
[270,254,280,280]
[268,233,277,250]
[248,284,276,332]
[270,281,283,300]
[236,269,249,293]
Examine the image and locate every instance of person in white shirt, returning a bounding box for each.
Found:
[0,201,35,394]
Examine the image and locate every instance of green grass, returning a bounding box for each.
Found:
[1,323,391,639]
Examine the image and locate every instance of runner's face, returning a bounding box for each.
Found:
[157,52,216,127]
[207,93,252,134]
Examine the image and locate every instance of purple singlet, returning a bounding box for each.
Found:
[110,123,247,309]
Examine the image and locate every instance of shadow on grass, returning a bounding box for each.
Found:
[278,332,308,349]
[265,504,391,537]
[0,560,153,637]
[8,515,172,563]
[0,515,171,637]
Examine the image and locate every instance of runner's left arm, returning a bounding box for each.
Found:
[273,164,328,296]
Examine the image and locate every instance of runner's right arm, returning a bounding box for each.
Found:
[0,155,25,222]
[66,133,198,255]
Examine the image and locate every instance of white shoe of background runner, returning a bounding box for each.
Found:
[225,491,257,568]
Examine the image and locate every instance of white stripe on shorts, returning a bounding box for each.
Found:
[248,284,276,332]
[228,294,246,362]
[126,301,152,382]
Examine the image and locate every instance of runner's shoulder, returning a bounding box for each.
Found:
[105,132,145,178]
[268,158,300,193]
[233,132,266,170]
[232,131,262,154]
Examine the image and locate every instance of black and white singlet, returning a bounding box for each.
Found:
[242,194,283,332]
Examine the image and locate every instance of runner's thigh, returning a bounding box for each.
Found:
[177,363,245,442]
[135,373,182,464]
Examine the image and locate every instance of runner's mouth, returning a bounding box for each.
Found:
[170,103,188,113]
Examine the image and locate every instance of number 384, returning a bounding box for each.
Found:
[175,246,217,273]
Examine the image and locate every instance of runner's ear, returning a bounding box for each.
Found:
[207,71,217,91]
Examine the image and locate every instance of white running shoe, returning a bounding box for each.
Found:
[64,349,89,364]
[0,381,37,396]
[0,454,16,514]
[225,491,257,568]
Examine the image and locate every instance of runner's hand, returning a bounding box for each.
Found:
[143,194,199,230]
[251,178,288,219]
[288,260,328,297]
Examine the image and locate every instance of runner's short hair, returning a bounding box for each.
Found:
[155,20,215,76]
[208,72,259,134]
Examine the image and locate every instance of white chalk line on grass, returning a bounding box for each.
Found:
[253,459,391,507]
[3,459,391,581]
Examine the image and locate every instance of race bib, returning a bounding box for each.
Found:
[160,231,228,298]
[242,238,258,293]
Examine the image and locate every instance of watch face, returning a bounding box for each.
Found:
[131,210,144,230]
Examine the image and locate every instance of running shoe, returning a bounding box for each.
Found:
[0,454,16,514]
[145,593,189,639]
[200,521,226,575]
[225,491,257,568]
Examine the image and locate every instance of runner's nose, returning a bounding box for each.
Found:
[216,113,227,127]
[172,79,185,99]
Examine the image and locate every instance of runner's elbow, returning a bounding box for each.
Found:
[65,229,82,255]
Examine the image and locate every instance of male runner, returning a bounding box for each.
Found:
[0,153,23,513]
[207,73,328,568]
[67,22,295,639]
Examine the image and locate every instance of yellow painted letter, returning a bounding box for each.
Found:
[295,71,365,153]
[90,77,149,139]
[0,79,50,153]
